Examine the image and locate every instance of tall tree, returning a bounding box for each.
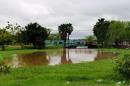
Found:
[107,21,130,46]
[0,29,12,51]
[6,21,21,35]
[93,18,110,47]
[21,22,50,49]
[6,22,22,44]
[58,23,73,48]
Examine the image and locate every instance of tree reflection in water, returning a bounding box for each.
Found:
[95,50,118,61]
[12,52,50,67]
[61,49,72,64]
[3,49,118,68]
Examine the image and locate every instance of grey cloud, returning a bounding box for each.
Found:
[0,0,130,38]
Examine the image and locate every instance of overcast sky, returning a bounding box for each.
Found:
[0,0,130,39]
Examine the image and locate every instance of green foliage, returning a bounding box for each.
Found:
[58,23,73,40]
[107,21,130,45]
[6,21,21,35]
[0,63,11,74]
[20,23,50,49]
[0,54,3,63]
[85,35,96,42]
[93,19,130,47]
[48,33,60,40]
[0,29,12,51]
[116,55,130,77]
[0,57,129,86]
[58,23,73,47]
[93,18,110,46]
[0,29,11,44]
[0,48,130,85]
[0,53,10,73]
[4,22,23,45]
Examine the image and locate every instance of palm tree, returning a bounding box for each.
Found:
[58,23,73,48]
[93,18,110,47]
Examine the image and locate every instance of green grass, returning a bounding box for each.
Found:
[0,48,130,86]
[0,45,62,59]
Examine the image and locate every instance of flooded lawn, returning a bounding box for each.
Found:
[3,49,118,68]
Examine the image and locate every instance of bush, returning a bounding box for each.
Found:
[0,54,11,74]
[116,55,130,77]
[0,63,11,74]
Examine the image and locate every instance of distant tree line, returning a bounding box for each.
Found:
[2,18,130,50]
[0,22,73,51]
[93,18,130,47]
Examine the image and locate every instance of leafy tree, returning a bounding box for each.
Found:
[85,35,96,43]
[5,22,22,44]
[107,21,130,46]
[0,29,12,51]
[85,35,96,42]
[58,23,73,48]
[6,21,21,35]
[20,22,50,49]
[48,33,60,40]
[93,19,130,47]
[93,18,110,47]
[16,29,27,48]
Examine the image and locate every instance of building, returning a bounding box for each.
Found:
[45,39,86,47]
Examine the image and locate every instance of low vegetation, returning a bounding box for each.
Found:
[0,19,130,86]
[116,55,130,77]
[0,48,130,86]
[0,63,10,74]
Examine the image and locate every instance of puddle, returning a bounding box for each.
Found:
[3,49,118,68]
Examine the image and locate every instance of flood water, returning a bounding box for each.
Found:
[3,49,118,68]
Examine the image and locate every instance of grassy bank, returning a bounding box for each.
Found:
[0,45,63,59]
[0,48,130,86]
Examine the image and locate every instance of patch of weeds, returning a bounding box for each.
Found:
[116,55,130,78]
[0,63,11,74]
[65,75,89,82]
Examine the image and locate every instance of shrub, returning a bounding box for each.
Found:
[116,55,130,77]
[0,63,11,74]
[0,54,11,74]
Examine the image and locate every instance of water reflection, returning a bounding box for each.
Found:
[61,49,72,64]
[95,50,118,60]
[3,49,118,68]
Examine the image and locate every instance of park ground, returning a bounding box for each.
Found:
[0,47,130,86]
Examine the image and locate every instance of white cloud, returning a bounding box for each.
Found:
[0,0,130,38]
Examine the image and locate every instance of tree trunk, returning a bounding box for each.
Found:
[67,33,69,40]
[2,44,5,51]
[64,40,66,48]
[33,42,36,49]
[67,33,69,48]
